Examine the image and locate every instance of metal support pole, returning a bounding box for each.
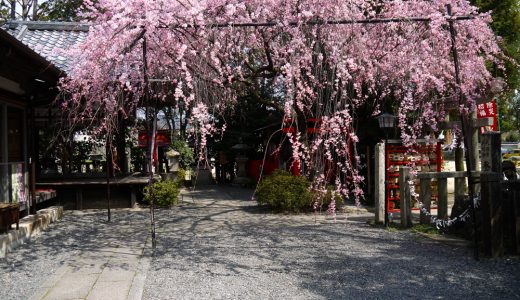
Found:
[106,140,111,222]
[143,35,157,249]
[447,4,479,260]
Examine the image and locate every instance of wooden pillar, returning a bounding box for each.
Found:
[437,178,448,220]
[374,143,385,224]
[399,167,412,228]
[419,178,432,224]
[0,104,8,201]
[28,107,37,214]
[480,172,503,257]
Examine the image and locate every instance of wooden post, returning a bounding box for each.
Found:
[481,132,501,174]
[513,187,520,254]
[503,181,520,255]
[437,178,448,220]
[480,172,503,257]
[451,177,466,218]
[419,178,432,224]
[399,167,412,228]
[374,143,385,224]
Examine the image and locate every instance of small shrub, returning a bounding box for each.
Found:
[177,168,187,186]
[170,138,195,168]
[412,224,439,235]
[321,185,344,208]
[256,170,314,212]
[144,180,180,207]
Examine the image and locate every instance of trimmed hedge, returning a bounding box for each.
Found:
[256,170,314,212]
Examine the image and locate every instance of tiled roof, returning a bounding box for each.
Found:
[2,20,89,73]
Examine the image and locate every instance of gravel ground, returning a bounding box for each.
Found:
[1,187,519,299]
[0,209,149,300]
[143,187,520,300]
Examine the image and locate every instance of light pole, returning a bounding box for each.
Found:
[377,113,396,227]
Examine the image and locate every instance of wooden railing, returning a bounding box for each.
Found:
[399,166,520,257]
[398,167,479,228]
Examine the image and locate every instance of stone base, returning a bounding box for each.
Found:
[160,172,178,181]
[193,169,214,186]
[0,206,63,258]
[232,176,251,186]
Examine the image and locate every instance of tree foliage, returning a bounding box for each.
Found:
[170,137,195,169]
[38,0,84,21]
[471,0,520,133]
[0,0,84,22]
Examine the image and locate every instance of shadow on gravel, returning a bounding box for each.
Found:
[145,186,520,299]
[4,186,518,300]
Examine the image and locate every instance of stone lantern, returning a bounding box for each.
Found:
[165,149,180,180]
[231,142,251,186]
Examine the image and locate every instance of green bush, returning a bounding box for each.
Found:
[321,185,344,208]
[177,168,187,185]
[144,180,180,207]
[256,170,314,212]
[412,224,439,235]
[170,138,195,168]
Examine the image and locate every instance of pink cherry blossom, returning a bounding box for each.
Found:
[60,0,504,203]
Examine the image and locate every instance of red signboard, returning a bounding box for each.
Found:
[385,142,443,213]
[138,130,171,148]
[477,100,498,133]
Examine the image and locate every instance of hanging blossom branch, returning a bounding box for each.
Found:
[59,0,504,212]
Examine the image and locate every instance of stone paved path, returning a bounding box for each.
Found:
[0,210,151,300]
[1,186,520,299]
[29,243,149,300]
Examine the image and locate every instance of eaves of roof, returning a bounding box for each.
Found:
[0,28,62,78]
[2,20,89,74]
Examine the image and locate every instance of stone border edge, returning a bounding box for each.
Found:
[0,206,64,258]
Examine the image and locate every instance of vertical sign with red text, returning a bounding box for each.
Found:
[477,99,498,133]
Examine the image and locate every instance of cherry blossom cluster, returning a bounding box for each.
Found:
[60,0,503,211]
